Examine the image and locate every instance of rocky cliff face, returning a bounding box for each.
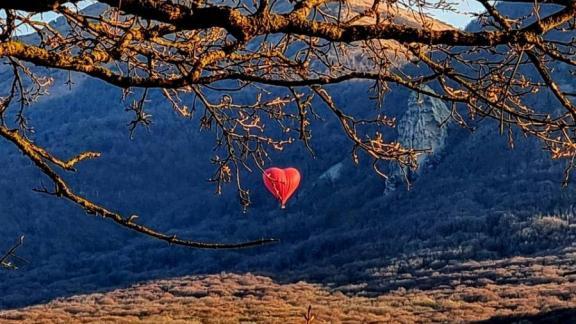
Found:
[392,86,450,179]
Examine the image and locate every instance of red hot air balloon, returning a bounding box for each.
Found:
[262,167,301,209]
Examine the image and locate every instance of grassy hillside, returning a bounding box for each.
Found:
[3,248,576,323]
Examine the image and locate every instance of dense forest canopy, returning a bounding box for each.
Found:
[1,0,576,248]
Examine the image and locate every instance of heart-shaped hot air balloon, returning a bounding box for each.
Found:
[263,167,301,209]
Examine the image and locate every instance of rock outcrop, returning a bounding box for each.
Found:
[391,86,450,181]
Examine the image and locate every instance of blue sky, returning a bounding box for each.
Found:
[431,1,484,28]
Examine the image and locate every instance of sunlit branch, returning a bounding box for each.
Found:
[1,0,576,247]
[0,126,278,249]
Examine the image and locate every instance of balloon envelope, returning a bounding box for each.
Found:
[262,167,301,208]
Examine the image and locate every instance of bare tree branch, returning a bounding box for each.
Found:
[0,126,278,249]
[1,0,576,247]
[1,236,25,270]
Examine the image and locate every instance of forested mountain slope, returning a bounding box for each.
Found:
[1,3,576,310]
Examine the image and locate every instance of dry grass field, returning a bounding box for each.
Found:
[3,248,576,323]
